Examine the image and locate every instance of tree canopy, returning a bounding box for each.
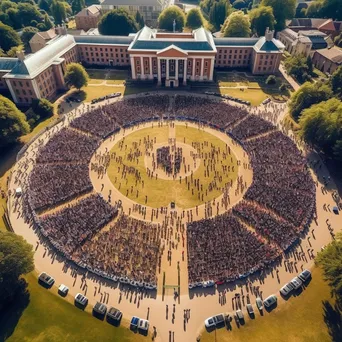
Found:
[299,98,342,159]
[64,63,89,90]
[98,8,138,35]
[319,0,342,21]
[0,95,30,148]
[0,22,21,52]
[17,2,42,27]
[71,0,85,14]
[289,81,332,120]
[284,54,311,83]
[0,231,34,307]
[21,26,39,49]
[135,10,145,30]
[32,98,54,119]
[186,8,205,29]
[261,0,296,31]
[50,0,67,25]
[208,0,231,31]
[158,5,186,32]
[249,5,275,36]
[331,66,342,98]
[316,233,342,305]
[222,10,251,37]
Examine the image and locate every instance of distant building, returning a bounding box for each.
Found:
[101,0,173,27]
[0,26,285,104]
[75,5,102,31]
[29,28,57,53]
[277,28,332,56]
[287,18,342,38]
[312,47,342,74]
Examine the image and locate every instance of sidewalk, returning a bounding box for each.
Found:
[279,64,300,91]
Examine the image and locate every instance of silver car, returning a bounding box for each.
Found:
[280,283,294,296]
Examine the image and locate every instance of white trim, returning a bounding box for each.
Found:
[192,58,196,81]
[5,79,18,103]
[200,58,204,80]
[209,57,215,81]
[31,79,41,99]
[156,44,188,56]
[130,56,136,79]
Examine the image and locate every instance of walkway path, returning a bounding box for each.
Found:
[279,64,300,91]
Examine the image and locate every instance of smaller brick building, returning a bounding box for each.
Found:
[75,5,102,31]
[312,47,342,74]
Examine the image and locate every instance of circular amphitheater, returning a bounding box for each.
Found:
[13,93,316,294]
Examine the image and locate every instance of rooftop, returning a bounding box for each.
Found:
[76,5,101,17]
[314,47,342,63]
[74,35,133,45]
[101,0,166,6]
[0,58,19,72]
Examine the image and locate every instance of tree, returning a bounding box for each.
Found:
[43,13,53,30]
[32,98,54,119]
[135,10,145,29]
[333,140,342,161]
[266,75,276,84]
[38,0,51,12]
[0,1,17,12]
[305,1,323,18]
[64,63,89,90]
[249,5,275,36]
[209,0,231,31]
[158,5,186,32]
[186,8,205,29]
[0,231,34,308]
[98,8,138,35]
[306,55,313,74]
[232,0,246,9]
[50,0,67,24]
[222,11,251,37]
[299,98,342,156]
[21,26,39,49]
[0,22,21,53]
[289,81,332,120]
[284,54,310,83]
[6,45,24,58]
[320,0,342,21]
[316,233,342,305]
[17,2,43,27]
[71,0,85,14]
[331,66,342,97]
[261,0,296,31]
[0,95,30,148]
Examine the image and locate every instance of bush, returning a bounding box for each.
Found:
[279,83,287,92]
[266,75,276,85]
[31,98,54,119]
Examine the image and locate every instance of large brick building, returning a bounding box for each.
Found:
[0,26,284,105]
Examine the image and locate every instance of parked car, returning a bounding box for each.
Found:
[93,302,107,316]
[280,282,294,296]
[74,293,88,307]
[204,313,224,329]
[298,269,311,282]
[236,309,244,321]
[246,303,254,316]
[130,316,140,329]
[290,276,303,290]
[138,318,149,332]
[107,307,122,324]
[38,272,55,287]
[58,284,69,296]
[256,297,263,311]
[263,295,277,308]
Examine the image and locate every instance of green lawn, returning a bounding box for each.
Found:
[1,273,144,342]
[87,70,130,85]
[107,125,238,208]
[200,267,337,342]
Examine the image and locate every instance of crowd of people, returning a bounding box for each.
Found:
[156,146,183,176]
[22,93,316,287]
[187,211,279,284]
[73,215,162,285]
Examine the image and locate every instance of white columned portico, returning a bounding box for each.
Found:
[157,58,161,85]
[130,57,136,79]
[140,56,145,79]
[175,59,179,80]
[200,58,204,81]
[149,57,153,79]
[183,59,187,85]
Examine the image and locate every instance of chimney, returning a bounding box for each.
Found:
[16,50,25,62]
[55,25,61,35]
[265,27,274,41]
[61,23,67,35]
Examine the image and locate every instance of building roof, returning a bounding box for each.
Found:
[307,36,328,49]
[287,18,331,29]
[6,34,76,79]
[0,58,19,72]
[76,5,101,17]
[314,47,342,64]
[214,38,259,47]
[74,35,133,45]
[38,28,57,40]
[101,0,164,6]
[254,37,285,52]
[129,26,216,52]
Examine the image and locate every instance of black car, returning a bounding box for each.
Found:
[106,307,122,325]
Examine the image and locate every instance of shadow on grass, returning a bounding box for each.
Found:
[322,300,342,342]
[0,279,30,341]
[0,143,22,179]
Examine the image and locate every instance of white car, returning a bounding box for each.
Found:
[246,303,254,315]
[75,293,88,307]
[298,269,311,282]
[256,297,263,311]
[138,318,149,332]
[58,284,69,296]
[280,283,294,296]
[38,272,55,287]
[263,295,277,308]
[236,309,244,321]
[290,277,303,290]
[204,313,224,329]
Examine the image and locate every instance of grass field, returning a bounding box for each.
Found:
[107,125,238,208]
[88,70,130,85]
[200,267,336,342]
[0,273,144,342]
